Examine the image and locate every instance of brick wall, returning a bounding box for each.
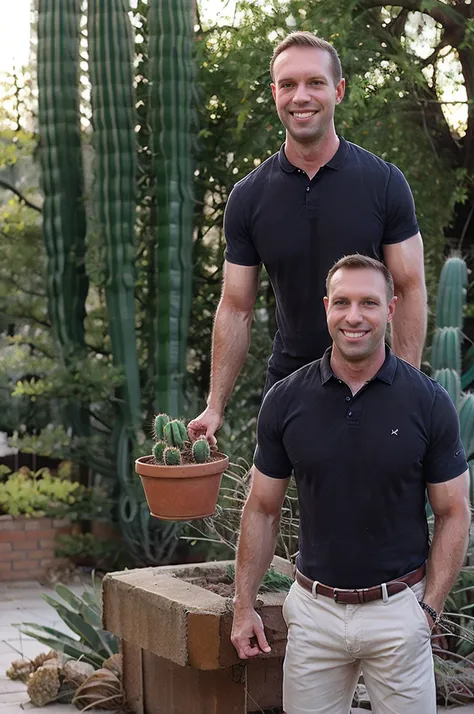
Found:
[0,515,72,581]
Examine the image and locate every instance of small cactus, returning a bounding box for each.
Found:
[152,440,167,464]
[192,436,211,464]
[154,413,170,440]
[163,419,187,448]
[164,447,181,466]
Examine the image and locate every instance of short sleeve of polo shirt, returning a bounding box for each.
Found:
[382,164,419,245]
[224,185,261,267]
[424,383,468,484]
[254,386,293,480]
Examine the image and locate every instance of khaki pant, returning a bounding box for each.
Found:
[282,577,435,714]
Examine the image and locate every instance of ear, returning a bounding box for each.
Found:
[323,296,329,315]
[335,78,345,105]
[271,82,276,103]
[386,295,397,323]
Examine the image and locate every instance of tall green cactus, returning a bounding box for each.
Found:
[431,255,474,499]
[87,0,141,431]
[148,0,195,416]
[88,0,145,557]
[37,0,89,436]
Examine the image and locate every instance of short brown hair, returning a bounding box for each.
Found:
[270,32,342,86]
[326,254,394,300]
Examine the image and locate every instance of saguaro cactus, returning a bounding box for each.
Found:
[37,0,89,435]
[148,0,195,416]
[87,0,141,431]
[431,255,474,499]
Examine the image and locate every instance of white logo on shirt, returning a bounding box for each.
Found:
[391,429,399,436]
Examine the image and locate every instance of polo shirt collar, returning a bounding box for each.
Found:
[278,136,349,173]
[320,345,397,386]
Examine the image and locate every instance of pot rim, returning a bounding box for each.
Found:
[135,452,229,479]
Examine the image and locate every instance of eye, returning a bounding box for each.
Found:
[363,300,377,306]
[311,80,323,86]
[333,299,346,306]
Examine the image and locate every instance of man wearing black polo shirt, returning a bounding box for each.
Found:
[188,31,427,447]
[231,255,470,714]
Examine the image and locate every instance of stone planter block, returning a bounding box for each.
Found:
[103,556,291,713]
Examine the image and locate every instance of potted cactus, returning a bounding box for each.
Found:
[135,414,229,520]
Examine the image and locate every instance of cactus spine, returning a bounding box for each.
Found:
[192,437,211,464]
[164,447,181,466]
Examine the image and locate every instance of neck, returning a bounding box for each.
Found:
[330,343,387,393]
[285,128,339,178]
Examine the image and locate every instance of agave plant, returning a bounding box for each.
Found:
[15,576,118,669]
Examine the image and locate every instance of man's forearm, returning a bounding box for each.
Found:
[423,511,470,613]
[234,501,280,610]
[391,284,427,368]
[208,300,253,413]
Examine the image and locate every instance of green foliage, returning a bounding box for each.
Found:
[0,465,109,520]
[16,577,118,669]
[192,436,211,464]
[163,446,181,466]
[55,533,125,569]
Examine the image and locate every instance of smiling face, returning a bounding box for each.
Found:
[271,46,345,146]
[323,267,397,364]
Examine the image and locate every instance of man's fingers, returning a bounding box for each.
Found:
[255,628,271,653]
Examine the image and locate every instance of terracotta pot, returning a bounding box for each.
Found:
[135,453,229,521]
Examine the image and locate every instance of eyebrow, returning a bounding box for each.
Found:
[277,75,328,84]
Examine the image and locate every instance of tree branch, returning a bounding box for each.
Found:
[0,179,42,213]
[355,0,465,33]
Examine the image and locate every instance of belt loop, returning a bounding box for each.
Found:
[381,583,388,603]
[311,580,319,600]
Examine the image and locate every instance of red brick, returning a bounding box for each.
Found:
[24,529,55,540]
[0,560,12,571]
[0,542,12,552]
[0,519,25,531]
[52,518,70,528]
[39,539,56,549]
[13,559,40,570]
[0,531,27,543]
[12,540,37,551]
[39,558,55,567]
[0,550,26,561]
[24,518,52,531]
[29,549,55,560]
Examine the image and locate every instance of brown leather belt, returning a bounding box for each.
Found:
[295,563,426,604]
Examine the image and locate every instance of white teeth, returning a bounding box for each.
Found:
[293,112,315,118]
[343,331,366,338]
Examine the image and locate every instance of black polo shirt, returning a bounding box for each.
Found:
[224,138,419,378]
[254,348,468,589]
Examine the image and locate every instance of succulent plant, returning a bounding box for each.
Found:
[148,413,214,467]
[154,413,170,440]
[163,419,187,448]
[163,447,181,466]
[192,436,211,464]
[152,440,167,464]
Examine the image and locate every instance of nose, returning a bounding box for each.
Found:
[346,303,363,325]
[293,82,311,104]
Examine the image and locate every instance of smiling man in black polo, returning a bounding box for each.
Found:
[231,255,470,714]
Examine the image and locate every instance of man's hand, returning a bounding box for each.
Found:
[187,406,223,448]
[231,607,271,659]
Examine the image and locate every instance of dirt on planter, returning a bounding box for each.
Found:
[181,569,235,598]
